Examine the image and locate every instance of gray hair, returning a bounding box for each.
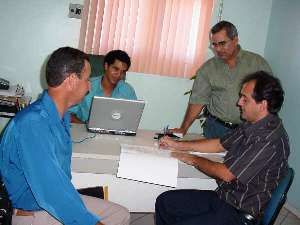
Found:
[211,21,238,40]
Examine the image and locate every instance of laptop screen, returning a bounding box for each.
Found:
[87,96,145,135]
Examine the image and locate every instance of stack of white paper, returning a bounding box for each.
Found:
[117,144,178,187]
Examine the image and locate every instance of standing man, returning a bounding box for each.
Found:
[172,21,272,138]
[156,71,289,225]
[0,47,130,225]
[70,49,137,123]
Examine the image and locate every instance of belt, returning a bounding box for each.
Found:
[237,211,257,225]
[14,209,34,216]
[206,111,238,129]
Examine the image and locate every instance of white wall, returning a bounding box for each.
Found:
[0,0,272,133]
[0,0,83,97]
[211,0,273,56]
[127,73,194,130]
[264,0,300,214]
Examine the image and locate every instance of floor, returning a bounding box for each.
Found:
[130,207,300,225]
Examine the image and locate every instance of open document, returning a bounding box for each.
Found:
[117,144,178,187]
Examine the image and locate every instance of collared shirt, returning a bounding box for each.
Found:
[216,114,290,218]
[0,91,99,225]
[69,76,137,122]
[189,47,272,124]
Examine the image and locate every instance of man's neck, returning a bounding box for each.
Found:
[101,76,116,97]
[224,47,240,69]
[48,88,69,118]
[251,112,270,124]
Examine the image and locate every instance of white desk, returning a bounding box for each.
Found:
[71,124,219,212]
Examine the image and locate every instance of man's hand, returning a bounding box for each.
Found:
[70,113,84,124]
[169,127,187,136]
[171,104,204,136]
[96,222,105,225]
[159,136,179,150]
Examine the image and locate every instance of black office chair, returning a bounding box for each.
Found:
[88,54,105,78]
[0,177,12,225]
[257,167,294,225]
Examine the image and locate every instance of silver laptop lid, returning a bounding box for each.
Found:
[87,96,145,135]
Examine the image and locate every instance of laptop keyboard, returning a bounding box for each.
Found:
[88,128,136,136]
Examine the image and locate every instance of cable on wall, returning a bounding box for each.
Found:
[218,0,224,21]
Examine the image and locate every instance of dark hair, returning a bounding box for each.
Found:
[104,50,131,69]
[241,71,284,114]
[46,47,89,87]
[211,20,238,40]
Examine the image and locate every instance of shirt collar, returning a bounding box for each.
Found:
[242,114,281,137]
[99,75,125,93]
[235,45,244,63]
[40,90,70,126]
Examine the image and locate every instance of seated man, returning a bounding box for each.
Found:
[0,47,130,225]
[69,49,137,123]
[156,71,289,225]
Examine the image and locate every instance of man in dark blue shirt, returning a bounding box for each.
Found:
[156,71,289,225]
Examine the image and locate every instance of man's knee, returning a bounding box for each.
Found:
[156,190,172,209]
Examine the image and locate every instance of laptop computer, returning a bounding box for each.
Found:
[87,96,145,136]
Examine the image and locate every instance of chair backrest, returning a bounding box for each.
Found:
[260,167,294,225]
[0,177,13,225]
[88,54,105,78]
[87,54,127,80]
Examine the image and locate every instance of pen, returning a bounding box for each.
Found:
[164,125,169,136]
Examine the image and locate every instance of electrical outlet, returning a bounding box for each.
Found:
[69,3,83,19]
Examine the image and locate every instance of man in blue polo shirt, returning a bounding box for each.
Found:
[0,47,130,225]
[69,50,137,123]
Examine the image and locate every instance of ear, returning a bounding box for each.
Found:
[65,73,78,91]
[260,99,268,112]
[233,36,239,45]
[104,62,109,71]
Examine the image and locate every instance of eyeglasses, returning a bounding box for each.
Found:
[209,39,232,49]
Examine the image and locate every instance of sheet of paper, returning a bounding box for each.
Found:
[117,144,178,187]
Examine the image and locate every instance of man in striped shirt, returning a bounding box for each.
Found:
[156,71,289,225]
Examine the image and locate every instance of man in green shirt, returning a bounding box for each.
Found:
[172,21,272,138]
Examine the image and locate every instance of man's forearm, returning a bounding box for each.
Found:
[172,152,235,182]
[193,157,234,182]
[180,104,204,132]
[175,138,225,153]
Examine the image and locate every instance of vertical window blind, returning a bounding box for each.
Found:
[79,0,214,78]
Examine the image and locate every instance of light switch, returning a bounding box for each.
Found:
[69,3,83,19]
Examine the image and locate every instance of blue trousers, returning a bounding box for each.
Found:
[155,190,244,225]
[203,116,233,139]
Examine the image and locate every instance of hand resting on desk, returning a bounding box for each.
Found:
[158,136,177,150]
[169,127,187,136]
[159,136,184,151]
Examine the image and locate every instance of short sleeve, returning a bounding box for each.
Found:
[189,67,211,105]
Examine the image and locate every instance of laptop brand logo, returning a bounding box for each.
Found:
[111,111,121,120]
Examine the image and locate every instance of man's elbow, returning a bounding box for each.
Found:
[221,173,236,182]
[217,164,236,182]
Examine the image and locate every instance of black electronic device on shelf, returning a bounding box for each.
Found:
[0,78,9,90]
